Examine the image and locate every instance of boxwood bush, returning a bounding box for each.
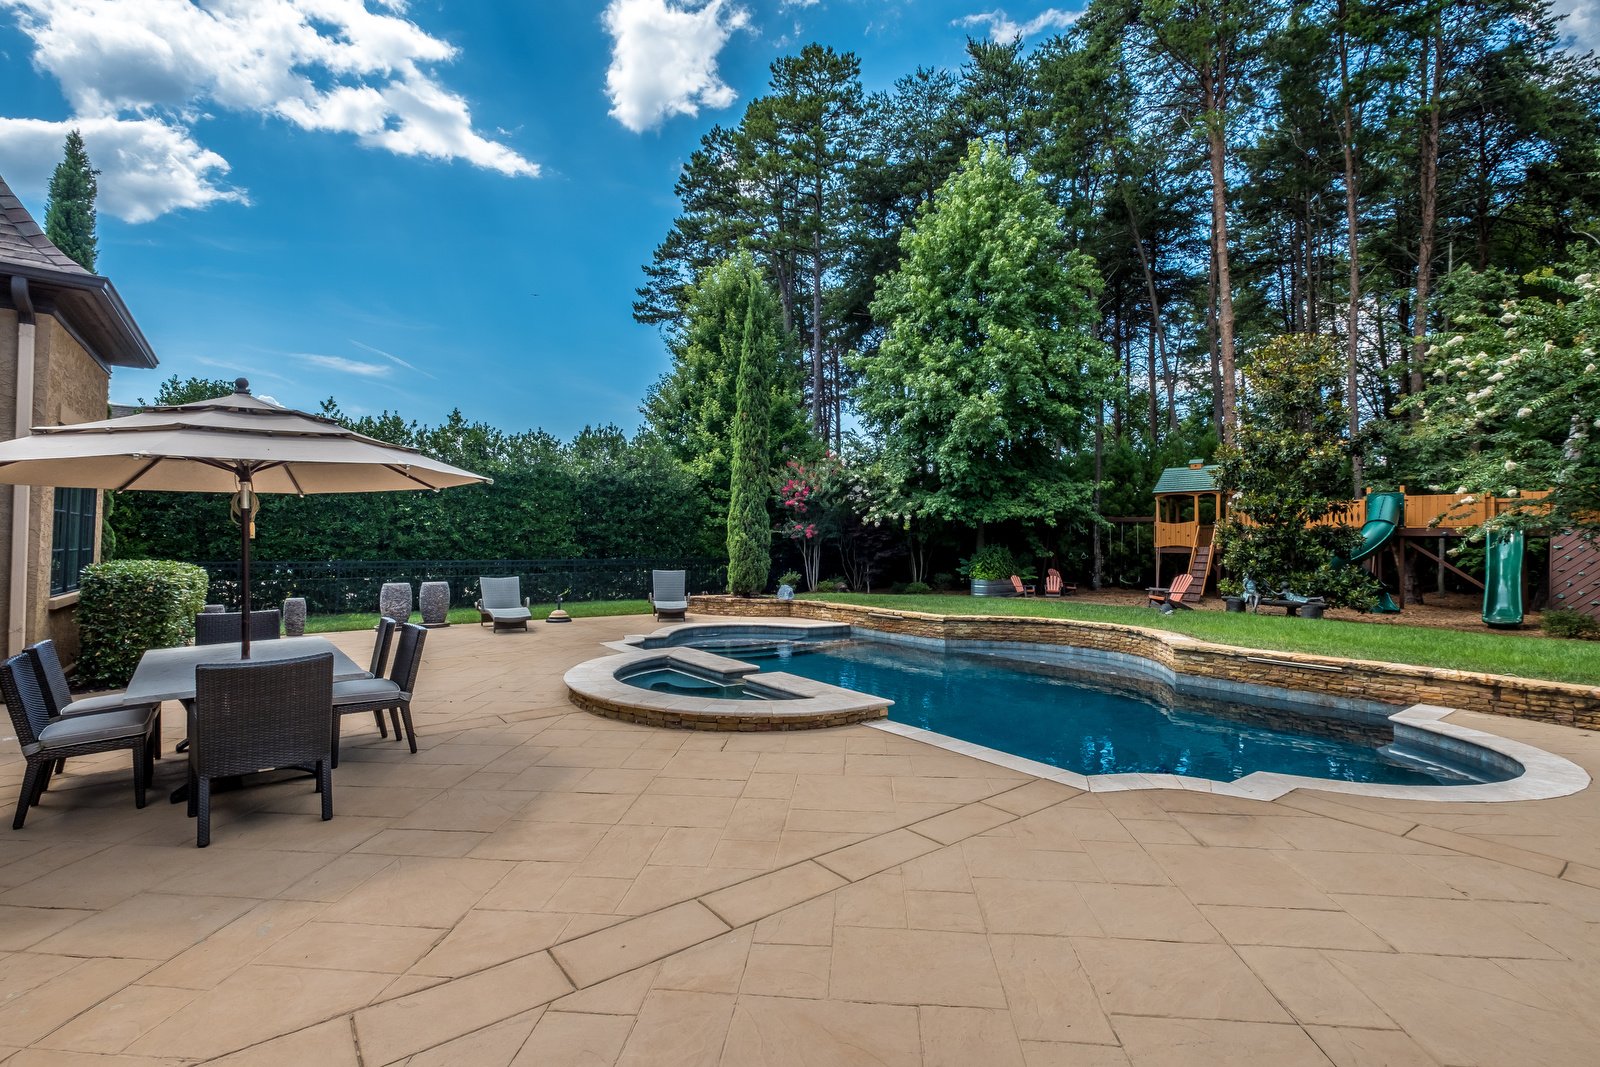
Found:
[1541,608,1600,641]
[77,560,210,687]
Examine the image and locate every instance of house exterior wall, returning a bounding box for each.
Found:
[0,307,110,663]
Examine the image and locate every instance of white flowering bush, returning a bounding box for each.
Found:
[1403,254,1600,536]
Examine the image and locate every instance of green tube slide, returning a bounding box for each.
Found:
[1334,491,1403,613]
[1482,529,1526,628]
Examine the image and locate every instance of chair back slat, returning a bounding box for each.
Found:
[370,616,398,677]
[389,623,428,694]
[195,610,282,646]
[26,639,74,717]
[192,653,333,778]
[652,570,686,602]
[0,653,52,745]
[478,576,522,610]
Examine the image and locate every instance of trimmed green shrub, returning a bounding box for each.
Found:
[1542,609,1600,641]
[930,572,955,592]
[77,560,209,687]
[903,581,932,595]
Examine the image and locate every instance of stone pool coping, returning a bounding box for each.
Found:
[688,595,1600,730]
[564,644,890,730]
[607,617,1589,803]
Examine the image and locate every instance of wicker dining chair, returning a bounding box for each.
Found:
[27,638,163,776]
[365,617,398,740]
[188,653,335,848]
[194,610,283,646]
[330,623,427,767]
[2,652,158,830]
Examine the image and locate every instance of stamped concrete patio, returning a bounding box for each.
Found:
[5,616,1600,1066]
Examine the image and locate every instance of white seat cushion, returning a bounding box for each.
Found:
[62,692,152,716]
[488,607,532,621]
[36,706,156,749]
[654,601,688,612]
[333,678,403,706]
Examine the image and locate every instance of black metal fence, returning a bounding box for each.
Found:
[198,558,727,615]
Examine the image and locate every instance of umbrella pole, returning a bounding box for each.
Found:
[238,484,253,660]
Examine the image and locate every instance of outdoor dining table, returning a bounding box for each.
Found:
[123,637,371,803]
[124,636,369,704]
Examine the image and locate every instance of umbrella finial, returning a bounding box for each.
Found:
[234,378,250,394]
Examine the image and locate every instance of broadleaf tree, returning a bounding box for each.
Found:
[853,141,1115,546]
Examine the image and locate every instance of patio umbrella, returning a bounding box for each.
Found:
[0,378,490,657]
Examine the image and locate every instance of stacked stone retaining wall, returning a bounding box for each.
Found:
[689,596,1600,729]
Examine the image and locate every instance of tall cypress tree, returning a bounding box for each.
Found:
[45,130,99,271]
[725,254,780,596]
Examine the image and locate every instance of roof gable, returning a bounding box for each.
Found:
[1153,465,1220,494]
[0,175,92,276]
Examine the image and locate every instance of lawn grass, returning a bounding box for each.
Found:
[304,599,652,634]
[801,593,1600,686]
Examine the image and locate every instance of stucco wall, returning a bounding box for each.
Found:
[0,307,18,644]
[0,308,110,663]
[35,317,110,663]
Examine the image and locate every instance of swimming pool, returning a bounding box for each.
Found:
[706,637,1504,786]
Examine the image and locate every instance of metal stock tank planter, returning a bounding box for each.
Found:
[970,579,1014,598]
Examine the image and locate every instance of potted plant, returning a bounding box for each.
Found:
[776,571,802,601]
[959,545,1019,597]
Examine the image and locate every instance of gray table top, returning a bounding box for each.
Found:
[124,637,370,703]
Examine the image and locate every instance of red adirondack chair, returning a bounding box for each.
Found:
[1148,573,1195,611]
[1009,575,1036,597]
[1045,568,1076,597]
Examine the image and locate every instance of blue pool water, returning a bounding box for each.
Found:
[737,640,1501,786]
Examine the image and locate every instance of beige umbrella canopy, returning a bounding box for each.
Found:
[0,379,491,656]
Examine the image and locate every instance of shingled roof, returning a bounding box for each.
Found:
[0,172,157,370]
[1153,463,1220,494]
[0,176,93,277]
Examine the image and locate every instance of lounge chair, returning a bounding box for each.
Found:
[1044,569,1076,597]
[1009,575,1036,597]
[1148,573,1195,613]
[652,570,689,621]
[477,577,532,632]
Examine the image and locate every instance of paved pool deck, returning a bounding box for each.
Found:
[3,615,1600,1066]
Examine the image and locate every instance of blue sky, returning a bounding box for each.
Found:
[0,0,1085,437]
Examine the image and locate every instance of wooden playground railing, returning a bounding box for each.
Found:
[1156,490,1550,544]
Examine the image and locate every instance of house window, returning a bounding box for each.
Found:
[51,487,97,596]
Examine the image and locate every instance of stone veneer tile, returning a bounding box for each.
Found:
[552,900,729,988]
[701,862,847,928]
[353,951,571,1064]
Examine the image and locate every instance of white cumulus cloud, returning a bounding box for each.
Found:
[604,0,749,133]
[957,7,1081,42]
[0,115,245,222]
[1551,0,1599,53]
[0,0,538,222]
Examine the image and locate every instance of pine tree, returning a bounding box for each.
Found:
[724,253,781,596]
[44,130,98,271]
